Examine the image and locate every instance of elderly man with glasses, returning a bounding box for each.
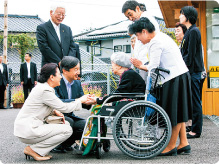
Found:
[36,3,81,77]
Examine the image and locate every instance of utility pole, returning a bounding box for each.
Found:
[3,0,8,108]
[3,0,8,64]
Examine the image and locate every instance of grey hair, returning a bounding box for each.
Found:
[111,52,132,68]
[50,3,66,14]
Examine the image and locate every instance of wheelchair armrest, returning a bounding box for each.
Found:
[112,93,145,96]
[102,93,145,106]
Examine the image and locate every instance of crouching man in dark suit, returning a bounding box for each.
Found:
[20,53,37,100]
[0,55,9,109]
[53,56,94,153]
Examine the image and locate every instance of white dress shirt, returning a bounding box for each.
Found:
[26,62,31,78]
[50,19,61,42]
[0,63,3,74]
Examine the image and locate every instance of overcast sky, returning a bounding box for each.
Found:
[0,0,163,35]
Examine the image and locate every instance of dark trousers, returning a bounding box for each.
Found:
[0,84,6,108]
[61,116,86,148]
[190,72,203,135]
[23,79,35,100]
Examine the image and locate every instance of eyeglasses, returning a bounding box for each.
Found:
[55,13,66,18]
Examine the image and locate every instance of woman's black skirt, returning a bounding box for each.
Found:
[157,72,193,127]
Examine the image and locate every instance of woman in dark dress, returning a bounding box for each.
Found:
[129,17,193,156]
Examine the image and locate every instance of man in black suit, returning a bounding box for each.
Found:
[36,4,81,77]
[20,53,37,100]
[53,56,93,153]
[0,55,9,109]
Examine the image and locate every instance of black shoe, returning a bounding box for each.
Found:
[73,144,83,155]
[187,133,200,139]
[186,126,191,132]
[159,147,177,156]
[0,106,6,109]
[177,145,191,155]
[51,147,67,153]
[103,139,111,152]
[65,146,73,151]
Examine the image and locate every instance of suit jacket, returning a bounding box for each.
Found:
[0,63,9,86]
[55,79,91,118]
[36,20,81,69]
[97,69,146,104]
[180,24,205,74]
[20,62,37,85]
[14,82,82,139]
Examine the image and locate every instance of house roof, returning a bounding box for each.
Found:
[0,14,44,33]
[74,17,173,41]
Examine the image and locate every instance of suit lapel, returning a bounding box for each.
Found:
[24,63,28,77]
[47,20,61,46]
[60,79,68,99]
[71,82,78,99]
[60,24,65,49]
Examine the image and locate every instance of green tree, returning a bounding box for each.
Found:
[0,33,36,62]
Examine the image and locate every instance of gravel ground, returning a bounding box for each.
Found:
[206,115,219,127]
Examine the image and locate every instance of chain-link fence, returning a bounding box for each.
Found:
[5,63,119,108]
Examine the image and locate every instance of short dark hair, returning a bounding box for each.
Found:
[122,0,140,13]
[60,56,79,72]
[175,22,187,34]
[128,17,155,34]
[139,3,146,11]
[180,6,198,25]
[26,53,32,57]
[38,63,58,83]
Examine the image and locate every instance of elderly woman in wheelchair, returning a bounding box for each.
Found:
[80,52,174,159]
[80,52,146,157]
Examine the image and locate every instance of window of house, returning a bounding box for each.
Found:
[206,2,219,88]
[123,45,131,53]
[114,45,122,52]
[86,41,101,56]
[87,46,90,53]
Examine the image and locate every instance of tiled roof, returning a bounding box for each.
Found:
[74,17,174,41]
[0,14,44,33]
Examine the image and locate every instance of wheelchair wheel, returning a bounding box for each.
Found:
[103,139,111,152]
[96,142,102,159]
[113,100,171,159]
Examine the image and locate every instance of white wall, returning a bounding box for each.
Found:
[101,40,113,58]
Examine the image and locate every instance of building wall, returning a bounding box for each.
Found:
[100,40,114,58]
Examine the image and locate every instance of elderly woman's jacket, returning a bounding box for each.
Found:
[97,69,146,104]
[14,82,82,139]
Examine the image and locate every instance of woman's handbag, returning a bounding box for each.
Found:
[45,115,64,124]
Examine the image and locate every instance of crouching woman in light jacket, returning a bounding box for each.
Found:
[14,63,89,161]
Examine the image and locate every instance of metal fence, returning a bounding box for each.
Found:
[5,63,119,108]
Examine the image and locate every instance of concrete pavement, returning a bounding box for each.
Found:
[0,108,219,164]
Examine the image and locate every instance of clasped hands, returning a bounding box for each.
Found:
[78,94,98,105]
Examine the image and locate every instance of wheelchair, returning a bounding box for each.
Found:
[79,67,172,159]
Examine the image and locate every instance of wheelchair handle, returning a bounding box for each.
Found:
[156,67,170,74]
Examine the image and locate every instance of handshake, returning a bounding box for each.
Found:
[77,94,98,105]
